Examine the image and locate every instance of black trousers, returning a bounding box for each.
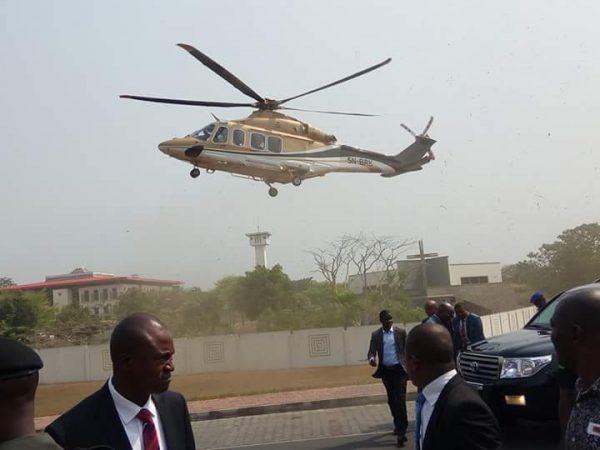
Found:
[381,364,408,434]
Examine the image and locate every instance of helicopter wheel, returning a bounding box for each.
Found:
[292,177,302,187]
[190,168,201,178]
[268,187,278,197]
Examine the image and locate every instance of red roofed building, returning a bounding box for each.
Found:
[0,267,183,317]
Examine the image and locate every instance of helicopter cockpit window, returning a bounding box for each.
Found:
[267,136,282,153]
[251,133,266,151]
[213,126,228,143]
[233,129,245,146]
[191,124,214,141]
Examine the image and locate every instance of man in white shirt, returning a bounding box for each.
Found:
[46,313,196,450]
[405,323,500,450]
[368,310,408,447]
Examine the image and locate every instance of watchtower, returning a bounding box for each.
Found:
[246,231,271,268]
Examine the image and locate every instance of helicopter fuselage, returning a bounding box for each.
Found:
[157,111,434,187]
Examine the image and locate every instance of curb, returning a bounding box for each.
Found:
[190,392,417,421]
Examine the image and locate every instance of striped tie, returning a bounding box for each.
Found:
[415,392,426,450]
[137,408,160,450]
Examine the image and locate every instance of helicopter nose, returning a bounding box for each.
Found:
[158,139,178,156]
[158,138,198,157]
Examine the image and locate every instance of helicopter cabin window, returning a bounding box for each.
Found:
[251,133,266,151]
[267,136,282,153]
[233,129,245,146]
[213,126,228,143]
[192,124,214,141]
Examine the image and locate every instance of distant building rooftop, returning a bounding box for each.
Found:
[0,267,182,293]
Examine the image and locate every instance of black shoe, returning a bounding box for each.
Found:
[392,428,398,435]
[397,434,407,447]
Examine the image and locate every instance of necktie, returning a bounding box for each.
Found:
[415,392,426,450]
[137,408,160,450]
[460,319,468,349]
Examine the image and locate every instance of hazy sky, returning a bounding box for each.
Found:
[1,1,598,288]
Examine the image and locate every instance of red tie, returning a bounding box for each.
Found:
[137,408,160,450]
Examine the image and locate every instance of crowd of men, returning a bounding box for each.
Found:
[1,284,599,450]
[367,286,600,449]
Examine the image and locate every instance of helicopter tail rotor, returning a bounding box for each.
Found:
[400,116,434,138]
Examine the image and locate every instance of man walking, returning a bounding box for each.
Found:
[452,302,485,352]
[550,283,600,450]
[406,323,501,450]
[367,310,408,447]
[46,312,196,450]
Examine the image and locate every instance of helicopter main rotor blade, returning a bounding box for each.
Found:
[120,95,254,108]
[278,58,391,106]
[281,106,377,117]
[177,43,265,104]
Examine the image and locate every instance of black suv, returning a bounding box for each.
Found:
[457,295,563,422]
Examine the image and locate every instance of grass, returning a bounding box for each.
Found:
[35,365,379,417]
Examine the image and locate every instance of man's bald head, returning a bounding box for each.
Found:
[110,312,175,406]
[551,284,600,379]
[553,285,600,333]
[437,303,454,323]
[110,312,168,363]
[405,324,455,388]
[424,300,438,317]
[407,324,454,364]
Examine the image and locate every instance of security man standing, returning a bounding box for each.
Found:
[0,337,62,450]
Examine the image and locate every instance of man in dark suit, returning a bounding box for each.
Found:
[46,312,196,450]
[367,310,408,447]
[452,302,486,353]
[406,323,501,450]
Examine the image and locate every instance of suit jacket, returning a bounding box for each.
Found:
[422,374,501,450]
[367,326,407,379]
[452,313,485,351]
[45,383,196,450]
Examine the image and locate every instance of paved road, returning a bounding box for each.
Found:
[192,403,560,450]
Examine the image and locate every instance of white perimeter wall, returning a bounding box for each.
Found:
[37,306,537,384]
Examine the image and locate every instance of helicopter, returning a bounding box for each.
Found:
[121,44,436,197]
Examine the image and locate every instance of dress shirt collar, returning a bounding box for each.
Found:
[108,377,159,425]
[382,325,394,333]
[422,369,457,406]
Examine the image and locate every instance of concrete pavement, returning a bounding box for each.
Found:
[35,382,414,430]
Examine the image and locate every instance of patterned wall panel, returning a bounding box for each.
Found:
[308,334,331,357]
[102,349,112,371]
[204,341,225,364]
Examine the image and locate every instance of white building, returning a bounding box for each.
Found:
[0,267,182,317]
[449,262,502,285]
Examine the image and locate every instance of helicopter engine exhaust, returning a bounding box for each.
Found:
[184,145,204,158]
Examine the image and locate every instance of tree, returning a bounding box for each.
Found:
[309,234,413,293]
[48,304,112,346]
[346,234,413,293]
[307,236,354,292]
[231,265,293,320]
[0,277,15,287]
[0,291,52,342]
[503,223,600,294]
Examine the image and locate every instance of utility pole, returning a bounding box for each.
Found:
[406,240,438,299]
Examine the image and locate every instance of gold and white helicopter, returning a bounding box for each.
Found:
[121,44,436,197]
